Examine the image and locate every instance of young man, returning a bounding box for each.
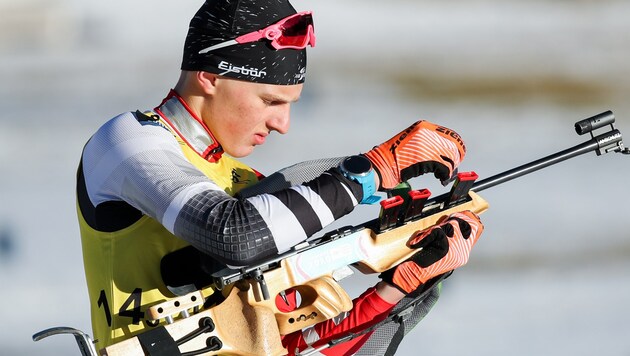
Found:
[77,0,483,354]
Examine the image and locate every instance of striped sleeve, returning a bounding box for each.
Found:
[245,169,360,254]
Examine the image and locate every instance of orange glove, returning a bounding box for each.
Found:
[380,211,483,294]
[364,120,466,190]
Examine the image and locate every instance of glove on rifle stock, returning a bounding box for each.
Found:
[381,211,484,294]
[364,120,466,190]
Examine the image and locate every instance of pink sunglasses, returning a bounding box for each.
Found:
[198,11,316,54]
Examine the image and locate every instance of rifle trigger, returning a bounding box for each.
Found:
[279,291,290,306]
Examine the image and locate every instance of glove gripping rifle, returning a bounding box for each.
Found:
[35,111,628,356]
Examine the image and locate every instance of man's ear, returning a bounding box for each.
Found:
[197,71,219,95]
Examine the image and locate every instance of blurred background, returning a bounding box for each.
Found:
[1,0,629,355]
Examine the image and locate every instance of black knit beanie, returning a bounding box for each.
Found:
[182,0,309,85]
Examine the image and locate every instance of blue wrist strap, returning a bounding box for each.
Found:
[358,170,380,205]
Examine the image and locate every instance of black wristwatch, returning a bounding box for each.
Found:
[339,155,380,204]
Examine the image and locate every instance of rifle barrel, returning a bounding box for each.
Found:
[471,129,620,193]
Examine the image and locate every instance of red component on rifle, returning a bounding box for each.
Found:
[448,171,478,203]
[404,189,431,222]
[379,195,405,231]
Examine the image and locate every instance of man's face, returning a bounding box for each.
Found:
[203,77,303,158]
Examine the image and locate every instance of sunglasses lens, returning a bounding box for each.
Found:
[275,14,314,48]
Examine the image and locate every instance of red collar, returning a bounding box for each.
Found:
[155,90,223,162]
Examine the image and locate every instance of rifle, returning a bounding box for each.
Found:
[35,111,629,356]
[210,110,630,327]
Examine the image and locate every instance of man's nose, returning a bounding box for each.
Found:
[268,105,291,134]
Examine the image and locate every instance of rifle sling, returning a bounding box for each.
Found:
[384,316,406,356]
